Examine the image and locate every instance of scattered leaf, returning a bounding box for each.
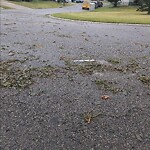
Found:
[101,95,110,100]
[84,113,92,123]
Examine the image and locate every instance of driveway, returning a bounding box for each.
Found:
[1,3,150,150]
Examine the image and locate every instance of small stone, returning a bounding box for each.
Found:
[135,133,142,141]
[9,52,15,56]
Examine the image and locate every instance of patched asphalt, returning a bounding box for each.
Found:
[1,5,150,150]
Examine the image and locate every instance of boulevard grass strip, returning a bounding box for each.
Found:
[9,1,68,9]
[52,6,150,24]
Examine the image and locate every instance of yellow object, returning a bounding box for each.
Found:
[82,0,90,10]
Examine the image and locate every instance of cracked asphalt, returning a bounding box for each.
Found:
[0,4,150,150]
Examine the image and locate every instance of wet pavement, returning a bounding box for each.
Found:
[1,6,150,150]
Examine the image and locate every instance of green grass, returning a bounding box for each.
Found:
[0,5,13,9]
[9,1,70,9]
[52,6,150,24]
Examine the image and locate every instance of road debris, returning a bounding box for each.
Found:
[84,113,92,123]
[73,59,95,63]
[101,95,110,100]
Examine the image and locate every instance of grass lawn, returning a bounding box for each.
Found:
[52,6,150,24]
[9,1,70,9]
[0,5,13,9]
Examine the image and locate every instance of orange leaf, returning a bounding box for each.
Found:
[101,95,110,100]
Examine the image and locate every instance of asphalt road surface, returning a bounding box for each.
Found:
[1,4,150,150]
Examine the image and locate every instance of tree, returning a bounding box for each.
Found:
[143,0,150,14]
[107,0,120,7]
[137,0,150,14]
